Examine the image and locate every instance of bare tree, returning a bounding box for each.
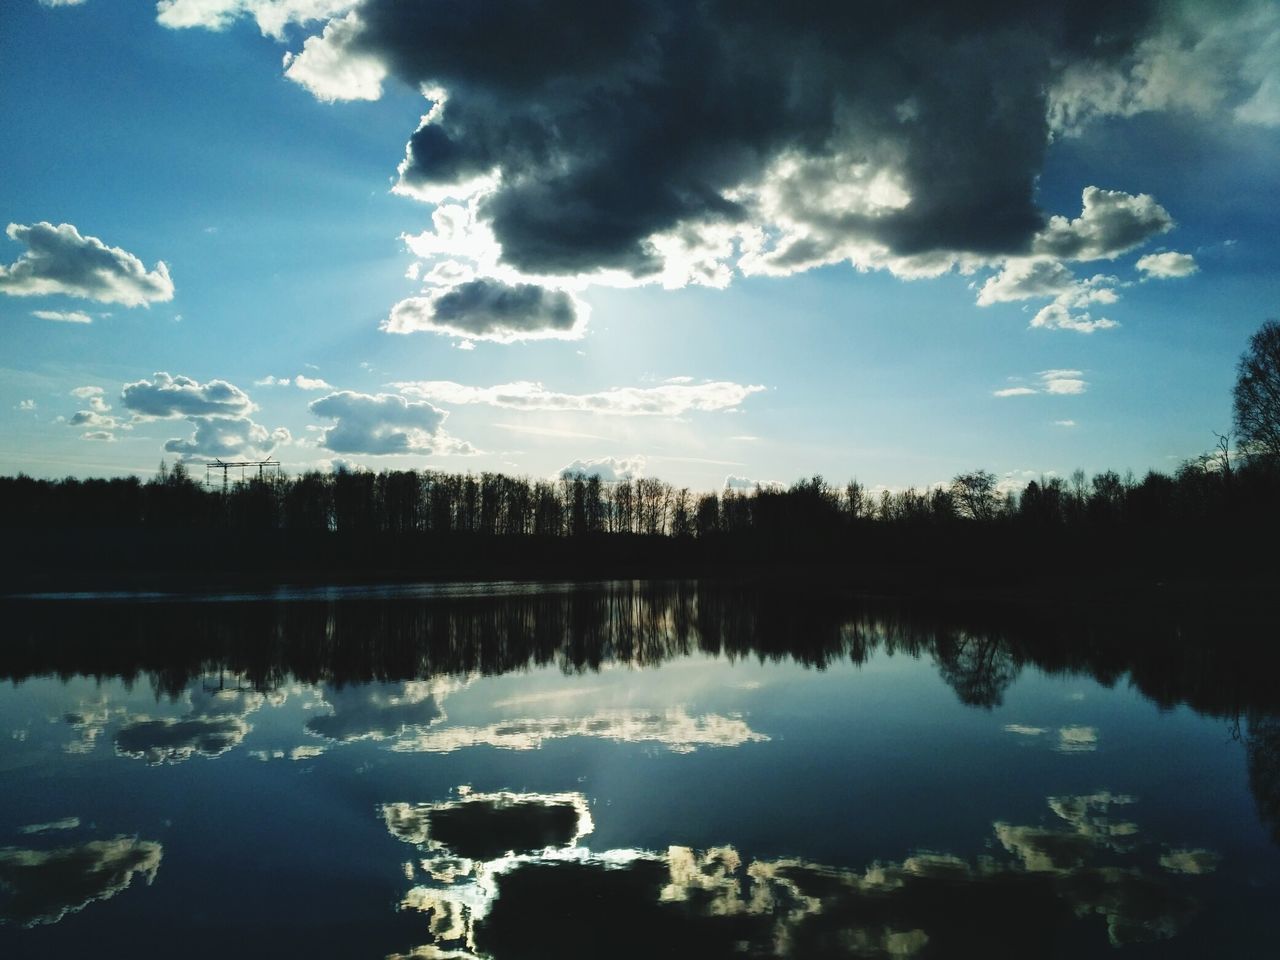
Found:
[1233,319,1280,462]
[950,470,998,521]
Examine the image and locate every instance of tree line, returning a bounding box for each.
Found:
[0,446,1275,539]
[2,318,1277,585]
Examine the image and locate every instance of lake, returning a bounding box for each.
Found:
[1,580,1277,958]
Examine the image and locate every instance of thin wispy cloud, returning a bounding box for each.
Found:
[394,380,765,417]
[994,370,1088,398]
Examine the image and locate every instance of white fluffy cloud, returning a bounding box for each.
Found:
[0,222,173,307]
[1032,187,1173,261]
[309,390,474,456]
[1028,302,1119,334]
[282,10,386,100]
[994,370,1088,398]
[156,0,353,39]
[394,380,764,416]
[163,416,290,460]
[116,373,291,458]
[558,456,646,482]
[1135,251,1198,278]
[384,278,587,343]
[1049,0,1280,133]
[121,372,253,419]
[66,386,131,440]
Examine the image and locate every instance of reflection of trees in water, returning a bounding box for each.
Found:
[3,582,1278,722]
[383,791,1215,959]
[931,629,1021,708]
[1247,714,1280,844]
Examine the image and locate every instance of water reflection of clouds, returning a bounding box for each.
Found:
[1001,723,1099,753]
[305,680,456,743]
[383,791,594,860]
[115,716,250,764]
[390,708,768,754]
[112,676,275,764]
[63,697,126,754]
[0,836,161,927]
[1159,848,1221,875]
[383,792,1215,957]
[490,686,603,709]
[18,817,80,835]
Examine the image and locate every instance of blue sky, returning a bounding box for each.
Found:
[2,0,1278,492]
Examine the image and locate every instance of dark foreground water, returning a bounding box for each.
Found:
[0,581,1277,958]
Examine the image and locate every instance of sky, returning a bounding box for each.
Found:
[1,0,1278,493]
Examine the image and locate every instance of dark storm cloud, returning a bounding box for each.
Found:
[293,0,1164,276]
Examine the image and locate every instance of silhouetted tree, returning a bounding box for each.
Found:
[1233,319,1280,462]
[951,470,999,521]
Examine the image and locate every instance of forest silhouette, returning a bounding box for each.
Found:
[2,445,1278,590]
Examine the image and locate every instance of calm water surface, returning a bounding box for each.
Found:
[1,581,1276,958]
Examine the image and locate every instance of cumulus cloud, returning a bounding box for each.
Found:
[0,222,173,307]
[281,3,1198,280]
[994,370,1088,398]
[309,390,474,456]
[1032,187,1173,261]
[37,0,87,7]
[557,456,645,482]
[973,187,1172,331]
[65,386,130,440]
[1048,0,1280,133]
[156,0,354,40]
[31,309,92,323]
[159,0,1277,348]
[1135,251,1198,278]
[384,279,586,343]
[163,416,290,460]
[283,10,386,100]
[977,258,1078,306]
[69,410,122,429]
[1028,301,1119,333]
[121,372,253,419]
[395,380,764,416]
[17,399,36,412]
